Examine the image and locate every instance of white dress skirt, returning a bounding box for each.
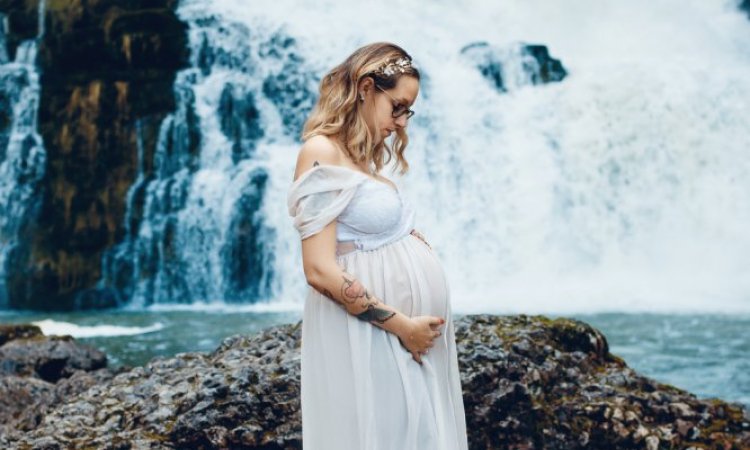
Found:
[288,164,468,450]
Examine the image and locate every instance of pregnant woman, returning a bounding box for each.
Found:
[287,42,468,450]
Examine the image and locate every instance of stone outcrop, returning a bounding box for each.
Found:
[0,0,189,310]
[0,326,108,381]
[1,315,748,449]
[457,315,749,449]
[461,41,567,93]
[0,324,121,437]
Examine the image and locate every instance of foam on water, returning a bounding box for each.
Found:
[30,319,165,338]
[138,299,302,313]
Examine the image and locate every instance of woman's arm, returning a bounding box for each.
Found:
[301,221,413,337]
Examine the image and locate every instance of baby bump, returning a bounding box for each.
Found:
[379,234,450,318]
[336,234,451,319]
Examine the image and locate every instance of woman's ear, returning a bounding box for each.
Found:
[357,76,374,100]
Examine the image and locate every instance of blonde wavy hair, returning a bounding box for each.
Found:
[301,42,421,175]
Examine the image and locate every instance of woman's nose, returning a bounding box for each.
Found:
[395,114,408,128]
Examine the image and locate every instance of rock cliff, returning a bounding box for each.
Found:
[0,0,189,310]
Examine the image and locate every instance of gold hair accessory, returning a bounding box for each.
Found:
[375,57,414,77]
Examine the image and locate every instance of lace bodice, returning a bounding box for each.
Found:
[287,164,416,251]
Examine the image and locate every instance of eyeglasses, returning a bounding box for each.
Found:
[375,85,415,119]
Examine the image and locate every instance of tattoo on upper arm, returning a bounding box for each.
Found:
[313,160,320,167]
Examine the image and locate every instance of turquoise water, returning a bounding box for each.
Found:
[1,310,747,408]
[0,309,301,369]
[578,313,750,408]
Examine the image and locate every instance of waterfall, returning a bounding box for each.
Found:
[104,0,750,313]
[100,3,318,308]
[0,0,47,307]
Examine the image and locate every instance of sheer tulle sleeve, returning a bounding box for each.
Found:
[287,165,368,239]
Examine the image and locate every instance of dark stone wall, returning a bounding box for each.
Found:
[0,0,189,310]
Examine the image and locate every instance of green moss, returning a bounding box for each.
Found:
[725,405,746,422]
[606,353,627,366]
[702,419,728,434]
[45,0,81,10]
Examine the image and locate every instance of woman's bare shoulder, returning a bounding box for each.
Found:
[294,135,344,181]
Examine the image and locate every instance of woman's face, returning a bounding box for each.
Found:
[359,75,420,145]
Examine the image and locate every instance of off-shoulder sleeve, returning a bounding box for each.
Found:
[287,165,368,239]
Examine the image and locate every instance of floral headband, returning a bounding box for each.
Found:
[373,57,415,77]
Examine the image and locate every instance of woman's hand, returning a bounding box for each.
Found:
[410,229,431,249]
[397,315,444,364]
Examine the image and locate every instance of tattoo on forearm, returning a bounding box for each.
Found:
[341,274,369,304]
[356,303,397,324]
[315,272,396,324]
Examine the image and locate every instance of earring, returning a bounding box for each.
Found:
[359,93,364,101]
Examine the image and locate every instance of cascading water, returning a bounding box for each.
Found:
[99,5,319,308]
[104,0,750,314]
[0,0,47,308]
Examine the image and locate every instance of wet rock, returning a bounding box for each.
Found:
[455,314,750,449]
[522,44,568,85]
[259,33,317,136]
[1,315,749,450]
[1,321,302,448]
[670,401,695,418]
[0,374,55,433]
[218,83,263,164]
[0,334,107,381]
[0,325,119,440]
[0,369,116,437]
[0,323,43,346]
[221,168,273,301]
[460,41,567,93]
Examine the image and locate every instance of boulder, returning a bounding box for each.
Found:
[0,333,107,381]
[0,323,120,440]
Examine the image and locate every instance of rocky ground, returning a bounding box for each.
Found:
[0,315,748,449]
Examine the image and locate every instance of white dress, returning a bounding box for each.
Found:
[288,164,468,450]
